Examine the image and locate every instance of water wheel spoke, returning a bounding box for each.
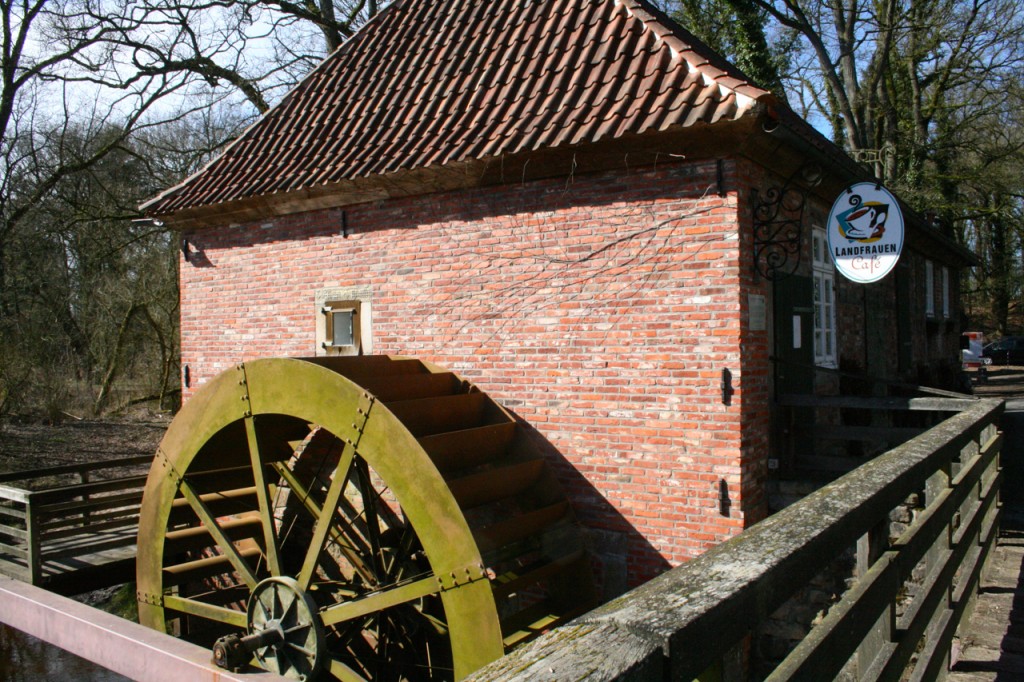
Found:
[244,416,283,576]
[162,594,248,628]
[352,458,387,577]
[321,575,441,627]
[356,466,402,532]
[272,460,377,584]
[329,657,367,682]
[179,478,258,589]
[286,640,316,657]
[297,443,356,590]
[336,493,376,551]
[374,609,449,681]
[276,581,297,621]
[386,525,422,581]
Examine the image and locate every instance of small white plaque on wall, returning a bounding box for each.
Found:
[748,294,766,331]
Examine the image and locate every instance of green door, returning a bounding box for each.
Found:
[773,275,815,396]
[773,274,815,475]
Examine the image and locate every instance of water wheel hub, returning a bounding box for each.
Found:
[248,577,326,679]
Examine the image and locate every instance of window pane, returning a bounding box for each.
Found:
[331,310,355,346]
[925,260,935,315]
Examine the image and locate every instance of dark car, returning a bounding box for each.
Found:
[982,336,1024,365]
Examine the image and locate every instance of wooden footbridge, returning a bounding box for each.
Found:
[0,383,1022,680]
[947,508,1024,681]
[0,454,151,595]
[475,395,1014,681]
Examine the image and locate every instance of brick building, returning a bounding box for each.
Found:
[143,0,974,588]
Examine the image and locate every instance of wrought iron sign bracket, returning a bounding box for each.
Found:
[752,163,823,281]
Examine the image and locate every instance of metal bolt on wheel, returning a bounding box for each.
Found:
[137,357,596,680]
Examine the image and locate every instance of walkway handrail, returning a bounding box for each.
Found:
[0,575,289,681]
[473,397,1004,681]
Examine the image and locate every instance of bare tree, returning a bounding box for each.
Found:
[0,0,392,417]
[738,0,1024,192]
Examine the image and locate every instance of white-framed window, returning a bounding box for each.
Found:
[812,227,837,368]
[941,266,950,318]
[925,260,935,317]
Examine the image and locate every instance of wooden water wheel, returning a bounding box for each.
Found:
[136,356,596,680]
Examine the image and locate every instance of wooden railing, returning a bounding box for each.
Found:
[0,455,152,593]
[472,397,1004,681]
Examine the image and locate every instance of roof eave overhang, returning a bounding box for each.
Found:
[147,106,979,271]
[745,107,978,269]
[147,115,766,230]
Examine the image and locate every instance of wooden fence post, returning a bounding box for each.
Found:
[25,492,42,586]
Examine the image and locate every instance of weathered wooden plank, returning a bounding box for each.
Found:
[949,511,1021,681]
[0,556,30,581]
[162,545,262,587]
[907,516,993,682]
[41,531,137,561]
[767,550,900,680]
[37,489,144,516]
[30,475,150,504]
[0,522,29,540]
[0,504,28,520]
[40,503,140,527]
[39,513,140,542]
[303,355,427,378]
[419,422,516,472]
[0,545,28,560]
[0,484,31,504]
[0,455,152,485]
[167,486,260,526]
[478,621,663,681]
[777,393,979,412]
[795,424,925,442]
[474,501,570,554]
[163,512,263,555]
[26,501,41,584]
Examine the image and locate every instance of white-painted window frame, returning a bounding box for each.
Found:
[812,227,838,368]
[925,260,935,318]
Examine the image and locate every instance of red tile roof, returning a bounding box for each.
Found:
[143,0,774,219]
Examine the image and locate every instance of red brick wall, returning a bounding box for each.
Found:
[179,161,769,586]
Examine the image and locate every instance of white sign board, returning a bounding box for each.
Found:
[827,182,904,283]
[748,294,766,331]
